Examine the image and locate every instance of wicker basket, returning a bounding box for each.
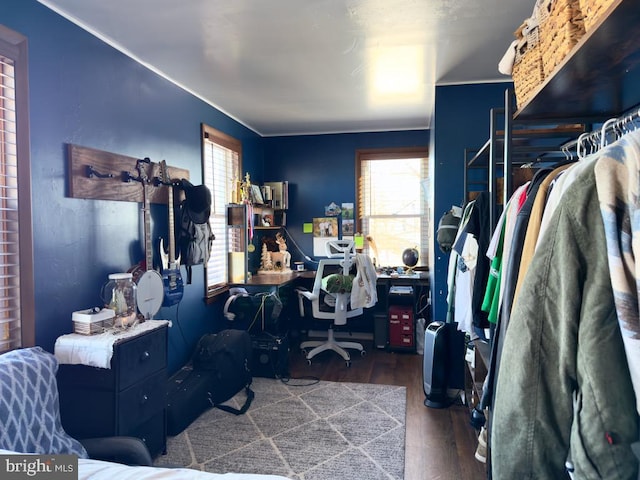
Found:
[579,0,616,31]
[538,0,586,77]
[512,21,545,109]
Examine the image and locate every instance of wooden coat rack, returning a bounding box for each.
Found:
[67,144,190,203]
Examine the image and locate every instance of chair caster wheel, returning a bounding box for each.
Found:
[307,359,313,366]
[346,361,351,367]
[360,350,366,357]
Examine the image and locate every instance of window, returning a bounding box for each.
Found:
[0,25,34,353]
[201,124,241,299]
[356,147,429,269]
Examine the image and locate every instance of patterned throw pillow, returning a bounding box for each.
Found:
[0,347,88,457]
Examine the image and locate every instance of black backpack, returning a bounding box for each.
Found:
[436,208,461,254]
[178,179,215,284]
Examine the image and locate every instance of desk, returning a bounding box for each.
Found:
[376,272,430,312]
[229,270,314,288]
[226,269,430,352]
[226,272,315,378]
[375,272,430,352]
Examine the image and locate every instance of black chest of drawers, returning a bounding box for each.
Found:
[57,324,168,457]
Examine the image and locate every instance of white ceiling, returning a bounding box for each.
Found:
[38,0,533,136]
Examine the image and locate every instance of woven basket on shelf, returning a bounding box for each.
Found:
[512,21,544,109]
[538,0,586,77]
[579,0,616,31]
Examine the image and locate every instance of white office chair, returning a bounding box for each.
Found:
[296,240,367,366]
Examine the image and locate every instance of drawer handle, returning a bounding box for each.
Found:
[140,351,151,362]
[140,394,149,404]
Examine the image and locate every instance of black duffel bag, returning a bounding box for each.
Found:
[166,329,254,435]
[192,329,254,415]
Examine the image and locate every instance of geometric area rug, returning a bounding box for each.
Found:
[154,377,406,480]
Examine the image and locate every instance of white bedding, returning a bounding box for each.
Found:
[78,458,291,480]
[0,450,291,480]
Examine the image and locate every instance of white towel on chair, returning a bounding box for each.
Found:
[350,254,378,309]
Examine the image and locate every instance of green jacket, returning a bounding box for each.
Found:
[492,163,638,479]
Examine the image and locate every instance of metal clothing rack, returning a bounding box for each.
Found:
[465,90,590,229]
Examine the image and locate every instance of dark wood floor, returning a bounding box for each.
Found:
[288,340,487,480]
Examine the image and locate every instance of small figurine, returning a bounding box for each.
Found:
[241,172,251,203]
[260,243,273,271]
[275,232,291,269]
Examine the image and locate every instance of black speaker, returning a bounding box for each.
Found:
[251,332,290,379]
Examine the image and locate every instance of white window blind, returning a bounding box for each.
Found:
[0,54,20,352]
[357,149,429,269]
[0,25,33,354]
[202,125,241,297]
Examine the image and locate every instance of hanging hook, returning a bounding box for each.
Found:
[86,165,113,179]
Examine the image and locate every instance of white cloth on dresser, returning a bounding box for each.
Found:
[54,320,170,369]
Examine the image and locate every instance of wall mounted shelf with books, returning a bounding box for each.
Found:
[226,181,289,282]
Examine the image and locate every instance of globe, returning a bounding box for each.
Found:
[402,247,419,269]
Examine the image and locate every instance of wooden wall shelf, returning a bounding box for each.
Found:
[67,144,190,203]
[516,0,640,120]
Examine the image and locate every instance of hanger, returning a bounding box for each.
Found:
[577,132,590,159]
[561,144,573,162]
[600,118,618,150]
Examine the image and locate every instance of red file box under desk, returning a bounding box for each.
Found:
[388,305,414,350]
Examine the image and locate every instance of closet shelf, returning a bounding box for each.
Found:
[515,0,640,120]
[466,124,586,167]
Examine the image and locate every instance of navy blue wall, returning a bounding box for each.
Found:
[4,1,514,371]
[263,131,429,266]
[429,83,512,322]
[4,0,264,372]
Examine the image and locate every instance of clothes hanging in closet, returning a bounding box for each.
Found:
[450,191,491,334]
[481,183,528,325]
[594,133,640,414]
[512,163,573,305]
[492,138,639,479]
[478,166,555,413]
[448,200,476,332]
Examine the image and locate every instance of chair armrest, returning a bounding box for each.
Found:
[79,436,153,466]
[295,288,317,317]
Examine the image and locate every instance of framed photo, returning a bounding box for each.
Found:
[262,213,274,226]
[250,184,264,204]
[313,217,338,237]
[342,219,354,235]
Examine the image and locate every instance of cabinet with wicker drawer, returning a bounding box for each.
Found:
[57,324,168,457]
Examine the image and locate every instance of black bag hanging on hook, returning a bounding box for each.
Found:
[436,207,461,254]
[178,179,215,284]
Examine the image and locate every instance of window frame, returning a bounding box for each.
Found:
[201,123,242,302]
[355,146,429,269]
[0,25,34,352]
